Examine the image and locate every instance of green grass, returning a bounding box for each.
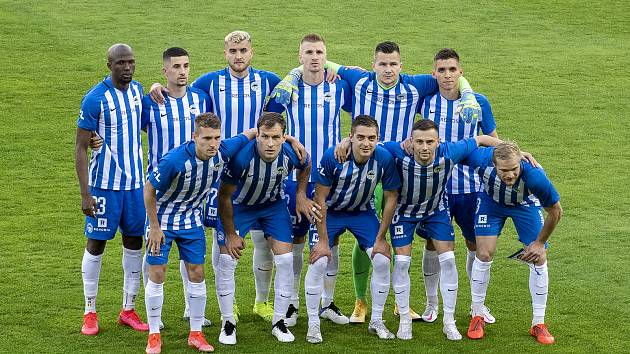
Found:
[1,0,629,352]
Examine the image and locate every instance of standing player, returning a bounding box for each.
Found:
[418,48,498,324]
[303,116,400,343]
[141,47,213,328]
[281,33,352,327]
[380,120,501,340]
[149,31,287,322]
[273,41,481,322]
[215,113,316,344]
[465,142,562,345]
[75,44,148,335]
[143,113,251,353]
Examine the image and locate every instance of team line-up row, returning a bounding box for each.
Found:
[75,31,562,353]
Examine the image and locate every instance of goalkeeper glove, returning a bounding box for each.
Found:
[270,67,301,105]
[457,91,481,123]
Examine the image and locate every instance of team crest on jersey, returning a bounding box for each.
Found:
[250,82,259,92]
[276,166,285,175]
[434,166,443,173]
[213,162,223,171]
[396,93,406,101]
[189,104,199,115]
[323,92,332,102]
[367,170,376,180]
[133,95,141,106]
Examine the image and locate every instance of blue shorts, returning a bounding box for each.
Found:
[203,181,220,228]
[309,210,379,250]
[145,226,206,265]
[84,187,145,240]
[448,192,480,242]
[285,180,316,237]
[216,199,293,246]
[474,193,546,246]
[399,209,454,246]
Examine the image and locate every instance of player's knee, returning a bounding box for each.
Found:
[148,265,166,283]
[85,238,106,255]
[475,249,494,262]
[187,264,205,282]
[122,235,143,250]
[371,253,390,274]
[425,239,436,251]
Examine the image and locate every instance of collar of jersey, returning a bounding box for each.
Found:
[225,66,253,80]
[376,77,399,91]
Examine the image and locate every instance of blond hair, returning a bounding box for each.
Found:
[224,31,251,46]
[493,141,522,164]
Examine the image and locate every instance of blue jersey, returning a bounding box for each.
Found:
[148,135,248,230]
[141,86,211,173]
[284,75,352,181]
[316,146,401,212]
[192,67,284,139]
[338,66,438,142]
[383,139,478,217]
[222,140,309,206]
[421,92,497,195]
[77,76,144,190]
[464,147,560,207]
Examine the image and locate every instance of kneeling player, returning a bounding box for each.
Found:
[216,113,315,344]
[465,142,562,345]
[303,116,400,343]
[144,113,255,353]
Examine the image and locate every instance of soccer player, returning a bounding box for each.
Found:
[281,33,352,328]
[465,142,562,345]
[418,48,498,324]
[144,113,250,353]
[149,31,286,322]
[303,116,400,343]
[141,47,213,328]
[273,41,481,322]
[380,119,501,340]
[215,113,316,344]
[75,43,148,335]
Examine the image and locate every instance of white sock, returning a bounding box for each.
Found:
[368,250,390,321]
[142,253,149,287]
[145,279,164,334]
[470,257,493,316]
[291,242,305,308]
[392,255,411,323]
[305,256,327,326]
[187,280,206,331]
[82,249,102,314]
[423,248,440,306]
[122,247,142,311]
[251,230,273,303]
[529,261,548,326]
[466,250,476,280]
[273,253,294,324]
[322,245,339,308]
[216,254,237,323]
[180,260,190,313]
[438,251,458,324]
[210,229,220,294]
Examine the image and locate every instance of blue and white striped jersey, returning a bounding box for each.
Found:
[464,147,560,207]
[141,86,211,173]
[383,139,478,218]
[222,140,309,206]
[421,92,496,195]
[192,67,284,139]
[337,67,438,142]
[316,146,400,212]
[77,76,144,190]
[284,76,352,181]
[147,135,249,230]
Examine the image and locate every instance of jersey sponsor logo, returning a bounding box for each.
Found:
[394,225,404,235]
[97,218,107,228]
[87,224,94,233]
[478,214,487,224]
[367,170,376,180]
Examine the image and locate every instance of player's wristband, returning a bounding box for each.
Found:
[458,76,473,95]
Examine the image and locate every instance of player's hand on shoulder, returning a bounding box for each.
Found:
[149,83,168,104]
[401,137,413,155]
[345,65,367,72]
[521,151,541,168]
[334,137,351,163]
[309,240,331,264]
[325,70,340,84]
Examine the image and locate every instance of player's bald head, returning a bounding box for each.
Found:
[107,43,133,63]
